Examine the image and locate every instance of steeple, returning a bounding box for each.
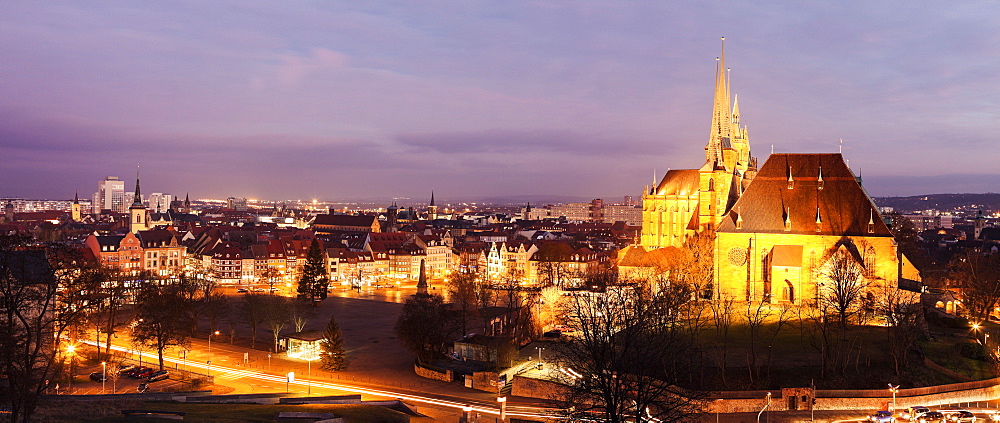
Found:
[131,165,143,208]
[430,190,435,207]
[706,37,733,165]
[73,192,79,204]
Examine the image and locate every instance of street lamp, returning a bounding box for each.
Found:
[65,344,76,392]
[888,384,899,411]
[757,392,771,423]
[536,346,545,370]
[101,361,106,393]
[208,330,219,377]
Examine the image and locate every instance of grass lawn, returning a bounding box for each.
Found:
[34,400,425,422]
[920,339,996,381]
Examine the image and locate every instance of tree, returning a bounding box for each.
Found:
[262,294,290,353]
[819,247,870,326]
[873,284,924,375]
[555,279,703,423]
[0,239,96,422]
[298,239,328,301]
[202,292,230,335]
[949,248,1000,322]
[320,315,347,371]
[289,300,312,333]
[239,292,267,349]
[131,282,195,370]
[394,294,459,362]
[89,268,133,361]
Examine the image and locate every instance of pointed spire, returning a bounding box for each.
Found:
[706,37,732,164]
[815,207,822,224]
[652,168,657,193]
[735,207,743,229]
[731,93,741,127]
[73,191,79,204]
[817,166,824,190]
[131,164,143,207]
[430,190,435,206]
[784,207,792,231]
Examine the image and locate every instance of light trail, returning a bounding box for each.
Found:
[80,339,563,420]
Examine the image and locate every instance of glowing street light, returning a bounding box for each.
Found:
[101,361,106,393]
[208,330,220,377]
[888,384,899,411]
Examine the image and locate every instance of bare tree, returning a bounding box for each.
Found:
[262,294,290,353]
[556,278,703,423]
[239,292,267,348]
[949,248,1000,322]
[874,284,924,375]
[0,240,96,422]
[447,269,480,335]
[709,294,735,387]
[742,300,771,385]
[202,292,230,335]
[819,248,869,326]
[131,282,195,370]
[289,300,312,333]
[394,294,459,363]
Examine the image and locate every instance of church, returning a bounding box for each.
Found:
[636,39,921,304]
[641,38,756,249]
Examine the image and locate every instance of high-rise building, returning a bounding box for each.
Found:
[93,176,126,213]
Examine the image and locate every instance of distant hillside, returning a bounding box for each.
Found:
[873,193,1000,212]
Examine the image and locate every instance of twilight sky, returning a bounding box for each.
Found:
[3,1,999,202]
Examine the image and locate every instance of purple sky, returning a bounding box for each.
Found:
[3,1,999,202]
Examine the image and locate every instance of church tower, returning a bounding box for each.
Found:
[641,38,755,248]
[386,201,399,232]
[129,167,150,233]
[71,192,82,222]
[427,190,438,220]
[183,193,191,213]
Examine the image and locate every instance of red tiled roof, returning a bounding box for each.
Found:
[718,153,892,237]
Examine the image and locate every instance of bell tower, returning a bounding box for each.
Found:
[129,166,149,233]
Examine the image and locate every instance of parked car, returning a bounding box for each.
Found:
[236,288,248,293]
[870,411,896,423]
[902,407,932,421]
[947,411,977,423]
[117,364,136,374]
[137,382,150,393]
[919,412,947,423]
[126,366,151,378]
[88,372,106,382]
[134,368,156,379]
[147,370,169,382]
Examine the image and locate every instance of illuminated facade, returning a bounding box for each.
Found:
[641,38,756,249]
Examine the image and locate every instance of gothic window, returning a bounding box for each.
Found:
[708,178,715,192]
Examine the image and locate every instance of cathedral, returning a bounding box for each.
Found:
[641,38,756,249]
[636,39,921,304]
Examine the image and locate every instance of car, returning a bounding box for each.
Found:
[126,366,151,378]
[988,411,1000,422]
[137,382,150,393]
[903,407,932,421]
[870,411,896,423]
[134,368,156,379]
[89,372,106,382]
[147,370,169,382]
[117,364,136,374]
[236,288,248,293]
[947,411,977,423]
[919,412,947,423]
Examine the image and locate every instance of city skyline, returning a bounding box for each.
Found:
[3,1,999,200]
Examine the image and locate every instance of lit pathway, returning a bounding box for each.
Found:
[81,338,562,420]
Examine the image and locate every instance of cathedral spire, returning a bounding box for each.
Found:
[430,190,435,206]
[706,37,732,165]
[73,191,79,204]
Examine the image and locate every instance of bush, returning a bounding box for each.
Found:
[958,342,989,361]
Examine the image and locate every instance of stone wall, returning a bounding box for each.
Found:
[413,362,453,382]
[466,371,500,393]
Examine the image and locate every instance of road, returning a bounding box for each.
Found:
[81,338,562,421]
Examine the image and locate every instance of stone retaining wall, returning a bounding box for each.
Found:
[414,362,453,382]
